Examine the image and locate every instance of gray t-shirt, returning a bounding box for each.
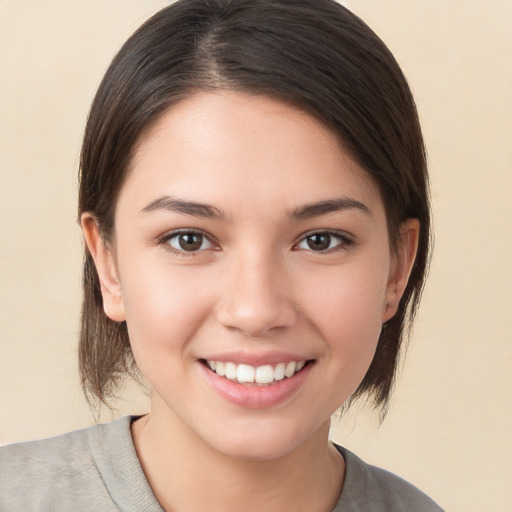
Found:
[0,416,444,511]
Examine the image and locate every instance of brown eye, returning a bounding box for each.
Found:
[167,232,212,252]
[296,231,350,252]
[306,234,331,251]
[179,233,202,251]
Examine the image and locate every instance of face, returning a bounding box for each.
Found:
[84,91,417,461]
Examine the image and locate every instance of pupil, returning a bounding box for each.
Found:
[179,233,202,251]
[307,234,330,251]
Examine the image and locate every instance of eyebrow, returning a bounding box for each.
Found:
[289,197,372,219]
[141,195,370,221]
[141,196,226,220]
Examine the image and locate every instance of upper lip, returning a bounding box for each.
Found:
[200,351,314,367]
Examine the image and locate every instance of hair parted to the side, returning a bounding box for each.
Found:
[78,0,431,415]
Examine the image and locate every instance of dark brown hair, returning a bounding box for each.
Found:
[78,0,431,414]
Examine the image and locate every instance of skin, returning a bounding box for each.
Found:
[82,91,419,512]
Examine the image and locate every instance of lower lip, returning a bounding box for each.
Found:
[198,362,313,409]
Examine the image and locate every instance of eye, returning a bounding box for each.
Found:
[165,231,213,253]
[296,231,350,252]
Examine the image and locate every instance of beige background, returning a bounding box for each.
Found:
[1,1,511,510]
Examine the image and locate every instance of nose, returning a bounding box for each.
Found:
[215,251,298,337]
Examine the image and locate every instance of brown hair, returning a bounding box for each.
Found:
[78,0,431,414]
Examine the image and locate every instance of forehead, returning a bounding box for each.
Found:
[120,91,383,219]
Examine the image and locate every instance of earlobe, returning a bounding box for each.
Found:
[382,218,420,322]
[81,213,126,322]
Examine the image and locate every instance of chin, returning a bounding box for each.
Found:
[211,437,300,462]
[199,417,325,463]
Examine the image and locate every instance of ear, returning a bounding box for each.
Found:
[382,218,420,322]
[81,213,126,322]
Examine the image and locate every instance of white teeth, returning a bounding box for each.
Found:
[225,362,237,380]
[255,365,274,384]
[237,364,255,383]
[206,359,307,384]
[274,363,285,381]
[215,361,225,377]
[285,361,297,378]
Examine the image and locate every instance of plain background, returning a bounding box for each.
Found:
[0,1,511,511]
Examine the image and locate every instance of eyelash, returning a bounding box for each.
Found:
[158,229,354,256]
[293,229,354,253]
[158,229,217,257]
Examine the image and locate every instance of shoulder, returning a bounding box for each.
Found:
[334,445,445,512]
[0,416,161,512]
[0,421,96,488]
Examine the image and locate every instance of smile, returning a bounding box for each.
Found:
[205,360,307,385]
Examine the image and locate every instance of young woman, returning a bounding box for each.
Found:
[0,1,443,510]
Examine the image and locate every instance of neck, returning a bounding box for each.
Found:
[131,397,344,512]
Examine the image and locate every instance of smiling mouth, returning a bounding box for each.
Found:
[201,359,313,385]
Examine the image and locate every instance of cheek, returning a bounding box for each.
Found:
[302,263,387,365]
[119,261,213,372]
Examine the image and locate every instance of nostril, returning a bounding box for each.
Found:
[215,295,299,337]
